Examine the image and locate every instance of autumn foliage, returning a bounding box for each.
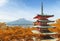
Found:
[0,23,42,41]
[0,18,60,41]
[48,19,60,33]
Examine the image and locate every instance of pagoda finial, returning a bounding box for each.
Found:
[41,2,43,15]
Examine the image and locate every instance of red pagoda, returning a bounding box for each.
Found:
[33,2,58,41]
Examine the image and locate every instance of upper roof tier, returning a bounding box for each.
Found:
[34,14,54,19]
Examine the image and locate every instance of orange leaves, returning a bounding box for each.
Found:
[56,19,60,24]
[31,27,37,30]
[4,36,10,40]
[0,25,39,40]
[0,22,42,40]
[0,29,3,34]
[48,28,58,32]
[49,19,60,33]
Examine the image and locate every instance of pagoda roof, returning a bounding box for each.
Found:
[40,29,52,33]
[33,26,55,28]
[41,35,54,40]
[34,14,54,19]
[41,38,58,41]
[38,14,54,16]
[37,20,54,23]
[41,32,57,35]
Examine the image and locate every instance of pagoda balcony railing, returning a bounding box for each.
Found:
[33,25,55,28]
[41,32,57,35]
[38,20,54,23]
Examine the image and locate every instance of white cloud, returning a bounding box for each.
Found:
[0,0,60,22]
[0,0,8,7]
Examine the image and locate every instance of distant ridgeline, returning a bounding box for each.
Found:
[6,18,33,27]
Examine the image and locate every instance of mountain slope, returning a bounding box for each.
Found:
[6,18,33,26]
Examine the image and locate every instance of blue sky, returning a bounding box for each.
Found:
[0,0,60,22]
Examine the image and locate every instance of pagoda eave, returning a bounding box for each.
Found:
[41,38,58,41]
[33,26,55,28]
[34,14,54,19]
[41,32,57,35]
[37,20,54,22]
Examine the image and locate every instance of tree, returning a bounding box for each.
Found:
[49,19,60,33]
